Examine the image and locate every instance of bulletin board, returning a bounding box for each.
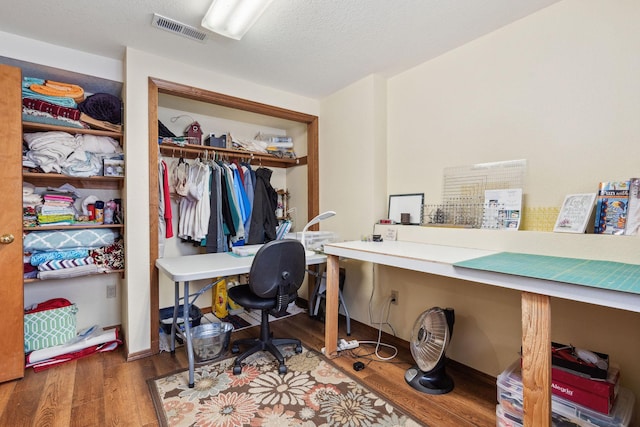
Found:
[388,193,424,225]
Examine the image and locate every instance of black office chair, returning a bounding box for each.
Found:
[228,239,306,375]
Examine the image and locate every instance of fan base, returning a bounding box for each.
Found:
[405,366,454,395]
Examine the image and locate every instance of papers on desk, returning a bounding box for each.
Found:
[231,244,264,257]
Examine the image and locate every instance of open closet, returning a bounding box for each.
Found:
[147,77,319,354]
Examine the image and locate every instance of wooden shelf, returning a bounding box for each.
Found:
[23,172,123,190]
[24,224,124,231]
[158,143,307,168]
[23,121,122,138]
[24,269,125,284]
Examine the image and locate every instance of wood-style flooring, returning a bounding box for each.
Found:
[0,313,497,426]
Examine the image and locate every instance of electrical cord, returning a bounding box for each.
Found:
[360,295,398,361]
[331,222,398,363]
[368,262,397,336]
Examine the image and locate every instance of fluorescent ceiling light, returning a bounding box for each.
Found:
[201,0,274,40]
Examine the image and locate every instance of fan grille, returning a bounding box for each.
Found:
[410,308,449,372]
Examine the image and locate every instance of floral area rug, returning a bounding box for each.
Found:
[148,345,421,427]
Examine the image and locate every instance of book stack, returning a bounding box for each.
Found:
[592,178,640,235]
[594,181,630,235]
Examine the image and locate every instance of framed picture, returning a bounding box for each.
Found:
[388,193,424,225]
[553,193,597,233]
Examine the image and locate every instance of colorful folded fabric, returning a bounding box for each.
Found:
[37,256,94,271]
[37,264,99,280]
[22,109,86,128]
[22,98,81,121]
[37,213,75,224]
[89,238,124,270]
[30,249,90,266]
[22,77,77,108]
[29,80,85,103]
[24,229,117,252]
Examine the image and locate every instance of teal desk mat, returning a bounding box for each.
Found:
[454,252,640,295]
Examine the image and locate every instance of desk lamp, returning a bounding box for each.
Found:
[300,210,336,256]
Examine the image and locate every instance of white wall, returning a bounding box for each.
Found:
[124,48,320,355]
[319,74,388,322]
[0,31,122,83]
[387,0,640,207]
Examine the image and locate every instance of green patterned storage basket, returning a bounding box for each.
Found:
[24,299,78,353]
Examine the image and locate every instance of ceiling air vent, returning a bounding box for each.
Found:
[151,13,208,43]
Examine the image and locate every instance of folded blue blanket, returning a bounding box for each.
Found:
[30,249,90,266]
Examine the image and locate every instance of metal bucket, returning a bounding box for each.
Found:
[190,322,233,363]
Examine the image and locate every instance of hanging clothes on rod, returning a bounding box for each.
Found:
[159,148,278,252]
[248,167,278,244]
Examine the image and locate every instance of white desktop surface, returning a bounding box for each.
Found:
[156,251,327,282]
[323,239,496,270]
[323,240,640,312]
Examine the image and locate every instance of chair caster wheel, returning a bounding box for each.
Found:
[231,345,239,354]
[233,365,242,375]
[295,345,302,353]
[278,365,287,375]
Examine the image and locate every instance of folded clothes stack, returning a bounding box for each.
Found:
[21,76,123,131]
[37,191,76,226]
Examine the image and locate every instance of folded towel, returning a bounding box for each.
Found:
[30,249,90,266]
[23,182,35,196]
[30,80,85,103]
[37,263,99,280]
[23,98,81,121]
[22,77,77,108]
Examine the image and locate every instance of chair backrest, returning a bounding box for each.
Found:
[249,239,306,300]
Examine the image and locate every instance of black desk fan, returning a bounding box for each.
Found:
[404,307,455,394]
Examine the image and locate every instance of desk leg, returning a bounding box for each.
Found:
[521,291,551,427]
[171,281,179,353]
[183,281,195,388]
[324,255,340,358]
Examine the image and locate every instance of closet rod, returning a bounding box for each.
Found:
[158,144,304,167]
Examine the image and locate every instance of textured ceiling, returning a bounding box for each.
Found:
[0,0,561,99]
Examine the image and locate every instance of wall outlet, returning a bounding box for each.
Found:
[107,284,117,299]
[390,290,398,305]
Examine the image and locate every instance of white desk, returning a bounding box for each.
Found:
[155,251,327,387]
[322,240,640,427]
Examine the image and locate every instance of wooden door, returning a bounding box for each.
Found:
[0,64,25,382]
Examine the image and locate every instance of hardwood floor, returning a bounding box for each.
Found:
[0,313,497,426]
